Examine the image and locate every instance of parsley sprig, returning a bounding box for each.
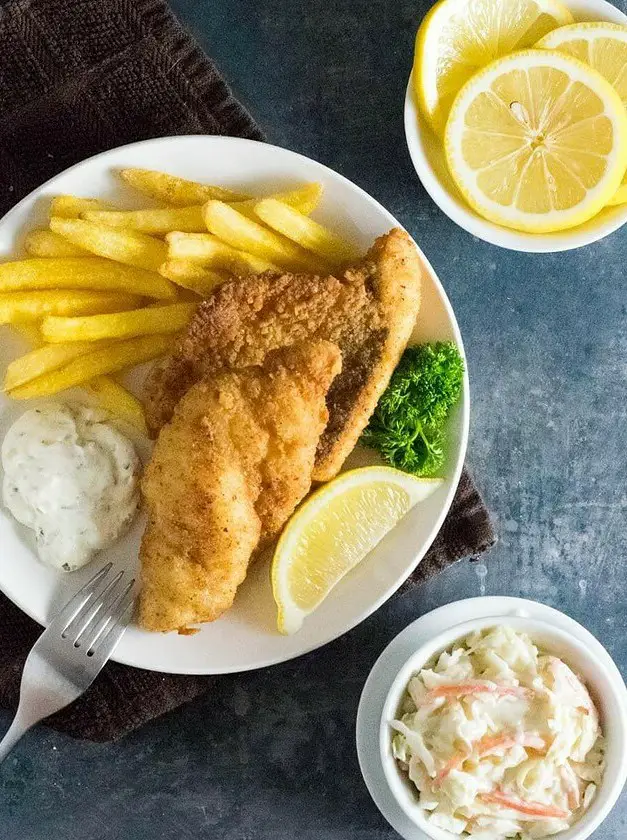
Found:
[361,342,464,476]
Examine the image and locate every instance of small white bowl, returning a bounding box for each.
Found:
[379,613,627,840]
[404,0,627,252]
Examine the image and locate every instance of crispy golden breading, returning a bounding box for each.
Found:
[139,340,341,632]
[314,228,422,480]
[145,228,422,480]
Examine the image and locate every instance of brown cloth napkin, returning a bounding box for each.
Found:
[0,0,496,741]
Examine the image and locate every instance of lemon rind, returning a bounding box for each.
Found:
[535,20,627,49]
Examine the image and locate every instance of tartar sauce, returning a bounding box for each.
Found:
[2,403,140,571]
[392,626,604,839]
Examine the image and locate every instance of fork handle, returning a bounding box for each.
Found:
[0,713,32,764]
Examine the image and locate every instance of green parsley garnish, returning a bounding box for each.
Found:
[361,342,464,476]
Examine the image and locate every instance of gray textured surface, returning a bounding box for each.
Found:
[1,0,626,837]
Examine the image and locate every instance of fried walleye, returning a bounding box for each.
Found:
[139,341,341,632]
[145,228,423,481]
[139,228,422,632]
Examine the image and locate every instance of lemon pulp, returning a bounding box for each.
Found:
[536,22,627,205]
[287,483,411,611]
[414,0,574,133]
[445,50,627,232]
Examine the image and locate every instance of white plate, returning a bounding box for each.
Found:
[0,136,468,674]
[356,597,626,840]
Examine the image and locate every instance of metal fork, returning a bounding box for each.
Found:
[0,563,135,762]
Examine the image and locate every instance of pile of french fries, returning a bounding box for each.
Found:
[1,168,357,434]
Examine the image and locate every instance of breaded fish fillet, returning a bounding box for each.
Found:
[145,227,422,481]
[139,340,341,632]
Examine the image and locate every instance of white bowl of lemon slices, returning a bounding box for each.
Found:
[404,0,627,252]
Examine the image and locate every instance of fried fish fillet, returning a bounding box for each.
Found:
[145,227,422,481]
[139,340,341,632]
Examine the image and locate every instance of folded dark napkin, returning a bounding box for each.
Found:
[0,0,496,741]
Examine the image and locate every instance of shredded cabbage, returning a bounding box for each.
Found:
[391,626,604,838]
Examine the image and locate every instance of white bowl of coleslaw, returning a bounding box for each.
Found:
[379,615,627,840]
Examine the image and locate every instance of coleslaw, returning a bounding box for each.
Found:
[391,626,604,838]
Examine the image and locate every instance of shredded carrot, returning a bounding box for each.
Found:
[560,766,581,810]
[480,790,569,819]
[426,682,531,701]
[435,733,546,783]
[435,751,467,783]
[475,733,518,754]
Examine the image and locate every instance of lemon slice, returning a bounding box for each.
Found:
[607,182,627,206]
[444,49,627,233]
[271,467,442,634]
[536,22,627,206]
[414,0,573,134]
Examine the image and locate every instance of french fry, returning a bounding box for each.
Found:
[0,257,175,299]
[4,340,110,390]
[7,334,174,399]
[254,199,357,263]
[119,168,249,206]
[267,183,323,214]
[159,260,228,295]
[24,229,93,258]
[50,196,110,219]
[42,302,197,343]
[237,183,323,217]
[50,217,167,272]
[82,376,148,435]
[3,327,143,429]
[82,206,206,234]
[165,232,280,275]
[0,290,142,324]
[202,201,328,272]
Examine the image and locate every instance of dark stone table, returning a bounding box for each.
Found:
[1,1,625,837]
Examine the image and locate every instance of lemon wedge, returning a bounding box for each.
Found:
[444,49,627,233]
[271,467,442,634]
[414,0,573,134]
[536,22,627,206]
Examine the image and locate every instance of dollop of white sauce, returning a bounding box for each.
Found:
[2,403,140,571]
